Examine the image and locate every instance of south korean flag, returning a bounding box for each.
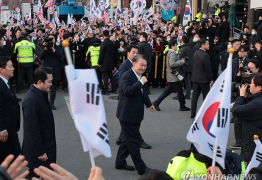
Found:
[187,49,233,168]
[243,138,262,179]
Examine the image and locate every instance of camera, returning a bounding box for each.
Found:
[171,70,184,81]
[43,37,53,48]
[201,19,209,27]
[231,74,253,92]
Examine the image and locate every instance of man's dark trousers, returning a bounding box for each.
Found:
[115,121,147,172]
[17,66,34,90]
[102,71,116,92]
[191,82,210,116]
[155,82,185,108]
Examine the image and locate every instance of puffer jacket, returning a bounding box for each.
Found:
[166,49,184,82]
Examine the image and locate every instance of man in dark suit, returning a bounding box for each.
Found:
[116,45,152,149]
[115,54,155,175]
[191,39,213,118]
[0,56,21,164]
[98,30,117,95]
[22,67,56,179]
[138,32,152,94]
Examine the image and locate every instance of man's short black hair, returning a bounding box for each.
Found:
[0,56,11,69]
[249,59,260,69]
[231,39,240,45]
[200,38,208,47]
[103,30,109,37]
[141,32,148,41]
[63,33,70,40]
[36,29,43,33]
[126,45,138,54]
[253,73,262,89]
[182,35,189,44]
[239,45,248,52]
[168,40,177,48]
[34,67,53,84]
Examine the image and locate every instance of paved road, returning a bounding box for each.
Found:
[16,88,239,180]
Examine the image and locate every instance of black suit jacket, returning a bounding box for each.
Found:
[0,78,20,134]
[116,69,152,124]
[98,38,116,71]
[191,49,213,83]
[22,85,56,169]
[118,58,132,80]
[138,41,152,73]
[232,56,250,83]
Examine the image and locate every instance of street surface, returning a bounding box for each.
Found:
[16,88,239,180]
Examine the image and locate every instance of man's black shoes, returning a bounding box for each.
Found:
[140,142,152,149]
[138,168,151,175]
[191,114,196,119]
[50,104,56,110]
[172,96,179,100]
[115,165,135,171]
[152,102,161,111]
[230,117,235,123]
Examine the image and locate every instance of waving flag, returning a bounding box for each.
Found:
[49,6,55,14]
[49,19,56,29]
[243,137,262,180]
[65,64,111,158]
[67,14,71,25]
[136,0,143,14]
[143,6,153,20]
[37,0,43,20]
[130,0,137,11]
[44,0,54,8]
[103,8,109,25]
[182,0,191,26]
[133,9,139,24]
[104,0,110,8]
[145,24,151,33]
[187,48,234,169]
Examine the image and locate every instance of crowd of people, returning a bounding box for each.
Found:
[0,5,262,179]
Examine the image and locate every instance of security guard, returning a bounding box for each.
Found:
[215,4,221,16]
[86,38,104,93]
[171,15,177,23]
[14,32,35,94]
[195,10,202,22]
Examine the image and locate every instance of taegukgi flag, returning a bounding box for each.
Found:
[65,65,111,158]
[243,138,262,180]
[187,49,233,168]
[182,0,191,26]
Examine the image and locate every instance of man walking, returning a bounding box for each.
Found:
[0,56,21,163]
[115,54,154,175]
[98,30,117,95]
[22,67,56,179]
[191,39,213,118]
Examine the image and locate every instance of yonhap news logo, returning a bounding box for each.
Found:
[180,169,257,180]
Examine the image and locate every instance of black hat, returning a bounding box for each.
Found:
[93,38,100,45]
[130,36,136,41]
[221,7,225,10]
[22,32,29,38]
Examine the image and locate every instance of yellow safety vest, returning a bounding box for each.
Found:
[166,153,207,180]
[86,46,100,67]
[215,8,221,16]
[195,12,202,22]
[14,40,35,63]
[164,45,169,55]
[171,16,177,23]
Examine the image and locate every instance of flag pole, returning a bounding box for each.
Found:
[89,149,96,169]
[62,40,96,169]
[212,138,218,166]
[61,40,73,65]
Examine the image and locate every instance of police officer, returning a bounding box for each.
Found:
[86,38,104,93]
[14,32,35,94]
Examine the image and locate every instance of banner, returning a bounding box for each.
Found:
[160,0,178,10]
[110,0,118,6]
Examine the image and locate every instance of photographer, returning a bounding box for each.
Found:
[248,41,262,61]
[232,73,262,164]
[39,34,63,110]
[152,40,190,112]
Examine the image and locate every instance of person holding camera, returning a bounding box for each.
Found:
[248,41,262,62]
[191,38,213,119]
[39,34,63,110]
[152,40,190,111]
[232,73,262,164]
